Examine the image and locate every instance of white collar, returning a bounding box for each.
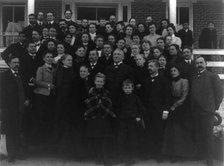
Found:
[114,61,122,66]
[150,73,159,78]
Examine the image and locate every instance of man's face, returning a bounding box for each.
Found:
[82,19,88,27]
[125,27,133,36]
[103,44,112,55]
[148,62,158,75]
[76,47,85,57]
[208,23,215,31]
[27,43,37,54]
[49,28,57,37]
[29,15,36,25]
[196,57,206,72]
[161,20,168,28]
[158,56,167,68]
[69,25,76,34]
[129,19,136,27]
[9,58,20,72]
[149,24,156,34]
[18,34,26,43]
[65,11,72,19]
[138,24,145,32]
[96,38,104,48]
[146,16,152,24]
[169,46,177,56]
[133,35,140,44]
[81,34,89,43]
[89,50,98,63]
[165,36,172,45]
[183,23,189,30]
[116,40,125,49]
[108,35,115,45]
[89,24,96,33]
[59,21,66,29]
[37,12,44,21]
[46,13,54,22]
[109,15,116,22]
[47,41,56,51]
[57,44,65,54]
[113,49,124,63]
[183,48,192,60]
[142,42,150,51]
[32,31,41,42]
[99,19,106,26]
[157,39,165,49]
[106,24,113,33]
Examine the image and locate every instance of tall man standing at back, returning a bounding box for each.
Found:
[191,56,223,166]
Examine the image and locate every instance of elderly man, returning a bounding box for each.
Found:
[191,56,223,166]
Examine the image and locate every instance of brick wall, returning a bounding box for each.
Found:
[35,0,62,22]
[131,1,166,25]
[193,2,224,48]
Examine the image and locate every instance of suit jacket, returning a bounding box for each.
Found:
[98,54,113,70]
[179,59,196,81]
[86,61,104,82]
[23,24,42,42]
[104,63,135,105]
[177,29,194,47]
[199,28,217,49]
[191,70,223,112]
[142,74,171,115]
[1,42,26,62]
[1,70,25,121]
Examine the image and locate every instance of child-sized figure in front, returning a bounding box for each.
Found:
[84,72,116,165]
[117,79,145,165]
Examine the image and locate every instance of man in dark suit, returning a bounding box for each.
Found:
[1,32,27,63]
[45,12,59,31]
[104,48,134,114]
[86,49,104,82]
[191,57,223,166]
[98,42,113,70]
[179,46,196,81]
[177,22,194,48]
[1,56,28,162]
[23,13,42,42]
[141,59,170,161]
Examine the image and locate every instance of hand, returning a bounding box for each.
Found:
[136,84,142,89]
[162,110,169,120]
[136,117,141,122]
[24,100,30,107]
[170,106,175,111]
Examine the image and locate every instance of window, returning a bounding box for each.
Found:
[1,4,25,47]
[176,7,189,25]
[77,6,116,21]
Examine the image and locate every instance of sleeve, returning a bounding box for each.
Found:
[212,74,223,110]
[1,45,12,63]
[172,79,189,109]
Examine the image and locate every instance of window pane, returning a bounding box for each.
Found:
[14,6,25,22]
[2,7,13,32]
[179,7,189,24]
[77,7,96,20]
[97,8,116,20]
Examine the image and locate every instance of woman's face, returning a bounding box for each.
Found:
[69,25,76,34]
[153,48,162,59]
[161,20,168,28]
[57,44,65,54]
[76,47,85,57]
[138,24,145,33]
[82,34,89,43]
[158,56,167,68]
[79,66,89,79]
[171,67,180,78]
[167,27,174,35]
[142,42,150,51]
[165,36,172,45]
[62,55,73,67]
[129,18,136,27]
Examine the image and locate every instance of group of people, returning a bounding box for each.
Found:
[0,10,223,166]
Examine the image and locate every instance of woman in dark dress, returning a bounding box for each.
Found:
[54,54,74,144]
[162,65,195,161]
[84,73,116,164]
